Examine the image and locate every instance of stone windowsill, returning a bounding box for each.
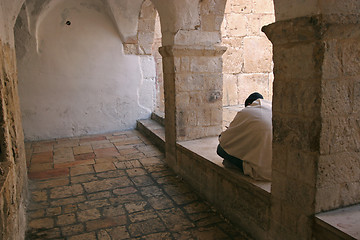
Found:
[315,204,360,239]
[177,136,272,194]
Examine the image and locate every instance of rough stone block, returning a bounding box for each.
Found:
[222,46,244,74]
[243,37,272,73]
[253,0,274,13]
[225,14,247,37]
[238,73,270,103]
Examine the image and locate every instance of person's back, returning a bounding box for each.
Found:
[218,93,272,181]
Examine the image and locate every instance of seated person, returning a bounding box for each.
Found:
[217,92,272,181]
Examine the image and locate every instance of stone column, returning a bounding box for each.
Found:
[159,45,226,168]
[263,15,360,240]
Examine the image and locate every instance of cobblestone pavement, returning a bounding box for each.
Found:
[25,130,250,240]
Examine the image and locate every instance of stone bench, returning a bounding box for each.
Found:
[314,204,360,240]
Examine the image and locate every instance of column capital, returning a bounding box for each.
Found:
[263,14,360,45]
[159,44,227,58]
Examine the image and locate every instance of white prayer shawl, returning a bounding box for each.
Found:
[219,99,272,181]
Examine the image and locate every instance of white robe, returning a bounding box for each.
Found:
[219,99,272,181]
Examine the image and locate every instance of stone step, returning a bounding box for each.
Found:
[136,118,165,152]
[151,112,165,126]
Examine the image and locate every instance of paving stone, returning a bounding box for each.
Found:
[102,205,126,217]
[114,160,142,169]
[118,147,139,155]
[139,186,164,197]
[77,209,101,222]
[71,174,98,184]
[32,177,70,189]
[29,218,54,229]
[77,199,110,210]
[31,190,48,202]
[73,145,93,155]
[32,144,53,153]
[46,207,62,216]
[68,232,97,240]
[31,152,53,164]
[139,232,173,240]
[26,131,248,240]
[131,175,154,187]
[126,168,147,177]
[85,216,127,231]
[56,213,76,226]
[106,225,130,240]
[28,209,45,219]
[191,226,229,240]
[79,136,106,144]
[139,157,163,166]
[128,218,166,237]
[50,184,84,199]
[123,152,146,160]
[150,170,174,179]
[92,142,114,150]
[26,227,61,239]
[158,208,194,231]
[124,201,148,213]
[148,196,174,210]
[109,193,144,205]
[87,191,111,200]
[83,177,133,193]
[28,201,50,211]
[29,168,70,180]
[113,137,143,146]
[62,204,78,214]
[29,163,53,172]
[70,165,94,176]
[74,152,96,161]
[51,195,86,207]
[95,157,118,164]
[55,159,95,169]
[94,162,116,172]
[97,170,126,179]
[113,186,138,196]
[97,229,112,240]
[61,223,85,236]
[94,147,119,158]
[128,209,158,223]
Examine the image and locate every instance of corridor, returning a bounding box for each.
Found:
[25,130,250,239]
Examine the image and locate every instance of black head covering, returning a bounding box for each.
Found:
[245,92,263,107]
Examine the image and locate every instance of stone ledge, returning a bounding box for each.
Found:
[137,117,271,194]
[177,137,271,194]
[314,204,360,240]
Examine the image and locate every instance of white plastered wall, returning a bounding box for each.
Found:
[15,0,156,141]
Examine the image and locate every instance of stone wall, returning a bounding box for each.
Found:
[15,0,157,141]
[0,39,28,240]
[176,144,271,240]
[221,0,274,106]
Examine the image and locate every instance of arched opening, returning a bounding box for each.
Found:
[221,0,275,128]
[14,0,161,141]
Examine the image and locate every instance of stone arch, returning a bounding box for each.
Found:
[221,0,275,127]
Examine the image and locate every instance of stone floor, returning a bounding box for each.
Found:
[25,130,251,240]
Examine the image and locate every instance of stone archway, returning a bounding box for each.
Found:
[221,0,275,128]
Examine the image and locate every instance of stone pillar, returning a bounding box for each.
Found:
[263,15,360,240]
[159,45,226,168]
